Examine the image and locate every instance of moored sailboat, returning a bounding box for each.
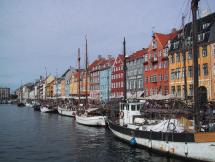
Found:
[75,38,106,126]
[108,3,215,161]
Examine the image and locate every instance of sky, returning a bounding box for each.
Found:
[0,0,215,91]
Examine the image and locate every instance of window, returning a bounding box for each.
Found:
[145,54,148,62]
[137,105,140,111]
[171,86,175,95]
[159,74,163,81]
[202,46,207,57]
[145,65,148,71]
[131,105,136,111]
[176,68,181,79]
[152,40,157,49]
[188,66,193,77]
[203,63,208,76]
[203,23,210,29]
[176,52,180,62]
[198,33,205,42]
[188,49,192,60]
[164,74,168,81]
[182,67,185,78]
[177,86,181,96]
[150,75,157,82]
[171,54,175,63]
[145,77,148,83]
[139,79,143,88]
[171,69,175,80]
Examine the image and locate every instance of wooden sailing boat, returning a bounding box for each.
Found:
[108,1,215,161]
[75,37,106,126]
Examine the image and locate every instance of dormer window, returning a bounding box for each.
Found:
[173,41,179,49]
[198,33,205,42]
[203,23,210,30]
[152,40,157,49]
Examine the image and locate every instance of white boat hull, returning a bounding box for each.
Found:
[76,115,106,126]
[57,107,76,117]
[40,107,55,113]
[108,122,215,162]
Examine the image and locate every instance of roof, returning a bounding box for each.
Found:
[154,32,177,47]
[169,12,215,51]
[127,48,148,62]
[88,57,115,71]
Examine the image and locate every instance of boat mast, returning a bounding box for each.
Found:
[191,0,200,132]
[123,37,127,101]
[78,48,81,106]
[182,15,188,100]
[45,66,47,100]
[85,37,88,109]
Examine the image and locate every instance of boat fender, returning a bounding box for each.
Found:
[130,137,137,146]
[120,111,124,119]
[184,142,188,157]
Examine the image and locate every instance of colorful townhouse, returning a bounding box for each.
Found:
[210,42,215,100]
[45,75,55,98]
[169,13,215,100]
[53,77,62,97]
[143,32,176,96]
[126,48,147,98]
[111,54,124,98]
[99,56,114,102]
[61,68,74,98]
[88,56,106,100]
[69,69,90,97]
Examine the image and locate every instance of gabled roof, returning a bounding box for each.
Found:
[154,32,177,47]
[112,54,124,67]
[88,58,105,71]
[127,48,148,62]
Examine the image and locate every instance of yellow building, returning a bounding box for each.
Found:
[210,43,215,100]
[70,70,90,96]
[61,79,65,97]
[45,75,55,98]
[168,12,215,100]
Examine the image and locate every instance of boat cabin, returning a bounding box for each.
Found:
[119,101,145,126]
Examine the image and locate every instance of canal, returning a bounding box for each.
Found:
[0,104,187,162]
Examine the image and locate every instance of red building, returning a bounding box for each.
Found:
[88,56,105,100]
[143,32,176,96]
[111,54,124,98]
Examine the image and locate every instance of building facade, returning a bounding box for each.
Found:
[169,13,215,100]
[111,54,124,98]
[143,32,176,96]
[99,58,114,102]
[0,88,10,100]
[89,57,105,100]
[126,49,146,98]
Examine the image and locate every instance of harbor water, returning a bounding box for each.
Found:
[0,104,187,162]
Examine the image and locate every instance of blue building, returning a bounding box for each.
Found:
[100,68,112,102]
[61,68,75,98]
[98,57,114,102]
